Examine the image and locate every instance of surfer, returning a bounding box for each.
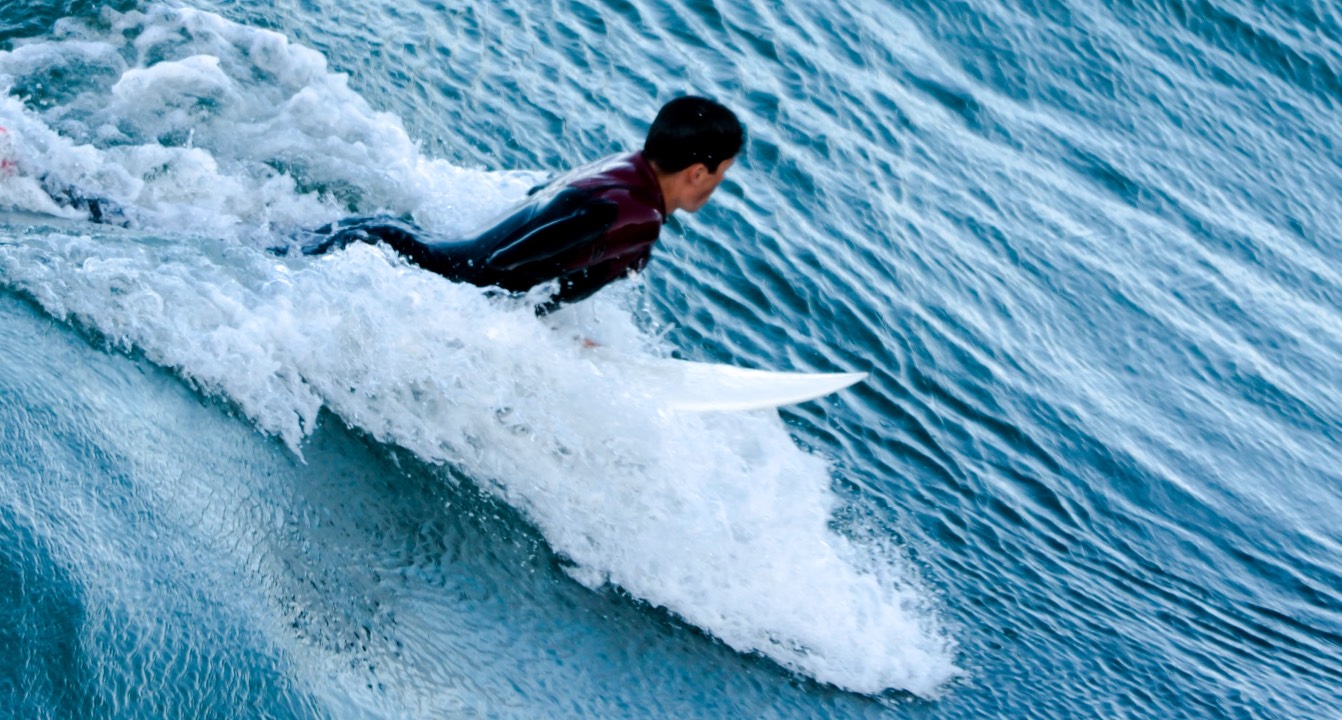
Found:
[298,96,744,313]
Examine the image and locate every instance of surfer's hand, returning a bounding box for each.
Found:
[581,337,602,348]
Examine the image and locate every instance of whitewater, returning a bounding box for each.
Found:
[0,5,956,701]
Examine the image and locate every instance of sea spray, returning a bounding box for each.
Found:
[0,228,959,694]
[0,4,959,695]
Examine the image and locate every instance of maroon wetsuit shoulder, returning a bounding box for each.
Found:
[551,152,667,299]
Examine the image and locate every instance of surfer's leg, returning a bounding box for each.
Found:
[296,215,408,256]
[293,216,477,281]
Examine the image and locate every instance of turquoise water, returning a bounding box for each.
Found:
[2,1,1340,717]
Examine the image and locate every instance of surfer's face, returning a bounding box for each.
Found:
[681,157,735,213]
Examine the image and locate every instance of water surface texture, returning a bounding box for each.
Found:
[1,1,1340,717]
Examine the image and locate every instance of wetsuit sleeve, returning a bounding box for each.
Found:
[533,270,609,316]
[534,247,652,315]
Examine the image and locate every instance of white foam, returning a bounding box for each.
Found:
[0,5,959,696]
[0,5,537,237]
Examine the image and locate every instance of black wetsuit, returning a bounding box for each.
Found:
[301,152,668,312]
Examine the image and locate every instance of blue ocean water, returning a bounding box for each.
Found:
[1,0,1340,717]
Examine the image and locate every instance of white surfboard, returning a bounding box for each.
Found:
[592,349,867,412]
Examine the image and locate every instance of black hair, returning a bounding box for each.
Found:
[643,96,744,173]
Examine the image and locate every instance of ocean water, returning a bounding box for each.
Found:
[1,0,1339,717]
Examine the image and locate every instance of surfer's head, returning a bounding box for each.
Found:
[645,96,744,213]
[645,96,744,173]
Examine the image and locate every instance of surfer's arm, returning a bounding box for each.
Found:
[533,250,650,316]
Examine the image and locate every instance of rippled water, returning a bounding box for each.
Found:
[2,0,1340,717]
